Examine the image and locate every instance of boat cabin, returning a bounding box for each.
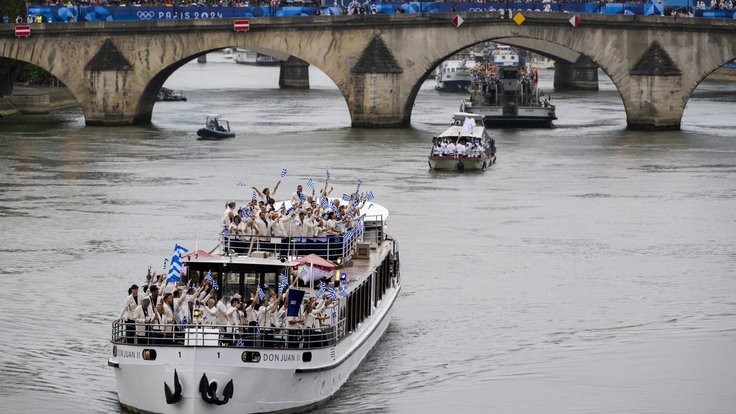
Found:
[205,115,230,133]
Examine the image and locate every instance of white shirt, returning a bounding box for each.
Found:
[118,294,140,320]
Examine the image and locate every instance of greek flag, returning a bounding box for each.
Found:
[306,178,315,189]
[365,190,375,201]
[163,257,168,271]
[211,279,219,291]
[326,287,336,300]
[320,196,329,209]
[342,193,351,201]
[298,192,306,203]
[299,268,308,279]
[278,273,288,294]
[174,244,189,257]
[237,181,248,187]
[235,339,245,348]
[166,254,183,284]
[325,170,331,182]
[316,281,326,298]
[252,191,258,202]
[280,168,288,178]
[257,286,267,300]
[204,270,213,283]
[356,179,362,189]
[339,284,348,297]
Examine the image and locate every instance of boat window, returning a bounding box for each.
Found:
[222,271,241,298]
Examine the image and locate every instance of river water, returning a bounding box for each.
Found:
[1,55,735,414]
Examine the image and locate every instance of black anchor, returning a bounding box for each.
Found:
[199,373,234,406]
[164,369,182,404]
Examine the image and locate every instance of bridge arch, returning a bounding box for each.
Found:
[1,13,734,129]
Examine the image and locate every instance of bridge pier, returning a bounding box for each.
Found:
[279,56,310,89]
[622,74,684,130]
[553,55,599,91]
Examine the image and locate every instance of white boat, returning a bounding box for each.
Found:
[222,48,234,60]
[108,199,401,414]
[492,45,523,67]
[234,48,281,66]
[429,112,497,171]
[435,55,478,92]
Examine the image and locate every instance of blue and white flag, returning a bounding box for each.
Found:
[306,178,315,189]
[325,170,331,182]
[339,284,348,297]
[166,254,183,284]
[365,190,375,201]
[298,192,306,203]
[278,273,288,294]
[163,257,168,271]
[204,270,213,283]
[342,193,351,201]
[326,287,336,300]
[280,168,288,178]
[316,281,326,298]
[211,279,219,291]
[252,191,258,202]
[237,181,248,187]
[320,196,329,209]
[257,286,267,300]
[299,268,308,280]
[235,339,245,348]
[174,244,189,257]
[356,179,362,189]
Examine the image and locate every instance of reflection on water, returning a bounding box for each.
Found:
[1,57,735,414]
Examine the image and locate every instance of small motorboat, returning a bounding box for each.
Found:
[197,115,235,139]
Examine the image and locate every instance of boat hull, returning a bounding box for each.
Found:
[110,286,400,414]
[197,128,235,139]
[465,106,557,128]
[435,80,470,93]
[429,155,495,171]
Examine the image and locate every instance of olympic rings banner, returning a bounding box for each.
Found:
[26,2,736,23]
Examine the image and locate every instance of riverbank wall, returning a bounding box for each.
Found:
[0,85,78,118]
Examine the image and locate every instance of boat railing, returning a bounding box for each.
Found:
[111,319,347,349]
[220,215,379,261]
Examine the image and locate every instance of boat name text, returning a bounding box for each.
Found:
[262,353,299,362]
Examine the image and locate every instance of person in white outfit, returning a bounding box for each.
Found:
[133,297,154,345]
[118,284,140,344]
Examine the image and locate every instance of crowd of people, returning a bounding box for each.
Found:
[222,180,370,239]
[117,270,338,348]
[432,137,487,157]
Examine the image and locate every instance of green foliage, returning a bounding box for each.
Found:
[0,0,26,20]
[17,64,56,86]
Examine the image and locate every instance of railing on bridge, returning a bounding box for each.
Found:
[23,1,733,24]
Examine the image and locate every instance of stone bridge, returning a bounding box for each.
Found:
[1,12,735,129]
